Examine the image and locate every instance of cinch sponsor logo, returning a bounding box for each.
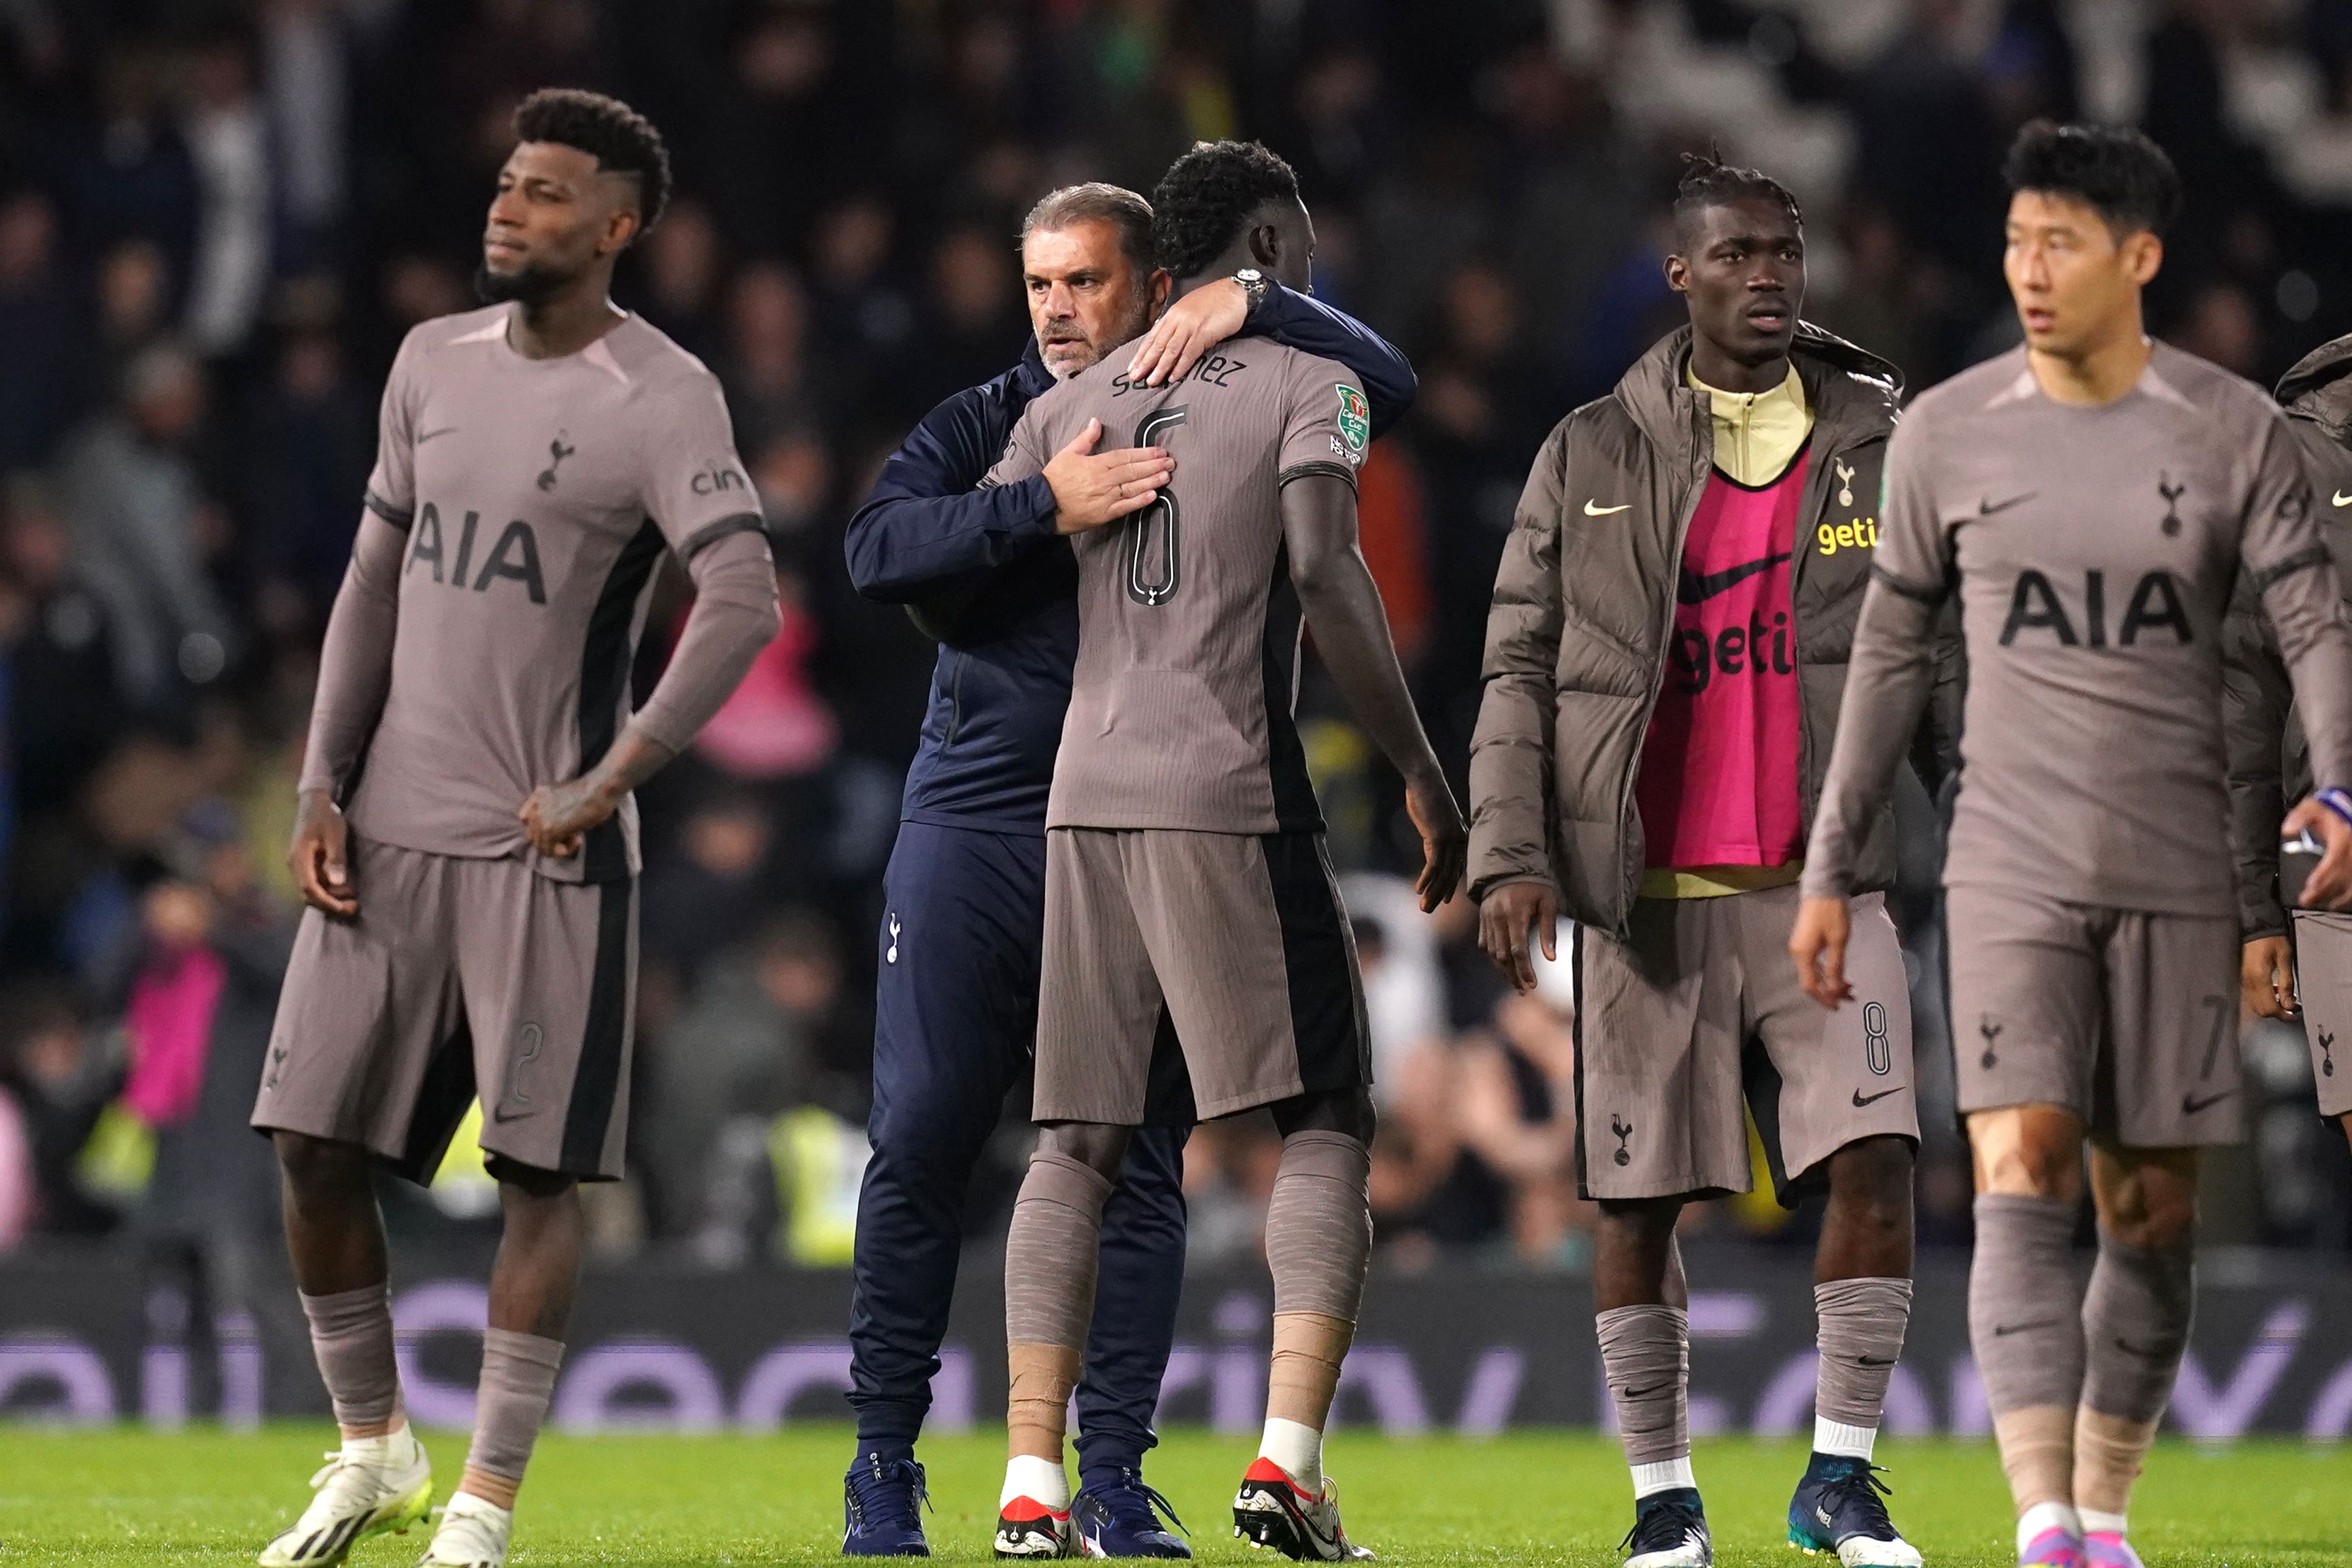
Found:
[1817,517,1879,556]
[1669,611,1794,693]
[1998,568,2191,647]
[405,502,547,604]
[690,463,749,496]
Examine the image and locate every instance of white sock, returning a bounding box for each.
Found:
[1813,1416,1877,1460]
[1630,1456,1697,1499]
[2079,1508,2127,1537]
[2018,1500,2081,1556]
[1000,1454,1070,1512]
[443,1491,511,1525]
[343,1423,418,1466]
[1257,1416,1323,1495]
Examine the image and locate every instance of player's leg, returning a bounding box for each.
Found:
[1968,1105,2089,1567]
[1227,1084,1376,1563]
[417,864,633,1567]
[1002,1119,1134,1555]
[1580,898,1737,1568]
[1947,887,2103,1568]
[407,1155,582,1568]
[2067,910,2238,1568]
[2068,1142,2196,1568]
[1594,1194,1705,1566]
[1745,887,1921,1565]
[1115,828,1371,1560]
[1001,828,1163,1556]
[261,1131,435,1565]
[1070,1119,1193,1557]
[252,841,458,1567]
[847,825,1045,1554]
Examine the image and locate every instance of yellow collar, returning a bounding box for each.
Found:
[1689,361,1811,487]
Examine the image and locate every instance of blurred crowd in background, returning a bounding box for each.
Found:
[3,0,2352,1280]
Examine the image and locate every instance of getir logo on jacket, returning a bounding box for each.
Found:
[1816,516,1881,555]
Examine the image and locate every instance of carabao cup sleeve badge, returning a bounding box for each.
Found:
[1335,384,1370,462]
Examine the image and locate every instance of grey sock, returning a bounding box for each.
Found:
[299,1282,401,1431]
[466,1329,564,1482]
[1597,1304,1690,1467]
[1004,1151,1113,1349]
[1264,1131,1373,1319]
[2081,1226,2194,1422]
[1813,1276,1913,1429]
[1969,1193,2087,1414]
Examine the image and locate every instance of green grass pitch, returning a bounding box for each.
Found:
[1,1426,2345,1565]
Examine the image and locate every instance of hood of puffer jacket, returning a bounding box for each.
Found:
[2277,333,2352,437]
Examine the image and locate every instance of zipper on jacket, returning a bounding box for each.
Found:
[1614,392,1716,924]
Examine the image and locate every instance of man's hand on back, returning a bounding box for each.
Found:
[1044,417,1173,535]
[1123,277,1249,389]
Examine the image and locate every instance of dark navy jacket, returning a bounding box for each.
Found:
[845,286,1416,834]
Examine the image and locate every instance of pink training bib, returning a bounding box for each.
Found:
[1637,452,1809,869]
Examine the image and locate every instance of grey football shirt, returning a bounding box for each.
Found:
[1807,341,2352,915]
[330,306,765,881]
[985,335,1369,833]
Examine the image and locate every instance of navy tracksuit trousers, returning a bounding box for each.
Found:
[848,820,1189,1482]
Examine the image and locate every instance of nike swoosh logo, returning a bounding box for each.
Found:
[1678,552,1792,604]
[1992,1318,2060,1337]
[1852,1086,1907,1107]
[2182,1089,2234,1114]
[1856,1354,1897,1367]
[416,426,459,444]
[1978,492,2035,515]
[490,1101,528,1123]
[2334,491,2352,507]
[1624,1381,1673,1399]
[2113,1337,2164,1358]
[1584,499,1631,516]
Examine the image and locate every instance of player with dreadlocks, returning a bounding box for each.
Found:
[1469,150,1958,1567]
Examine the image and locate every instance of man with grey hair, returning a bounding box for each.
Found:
[838,176,1414,1558]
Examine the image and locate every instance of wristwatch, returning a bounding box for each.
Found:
[1233,267,1270,314]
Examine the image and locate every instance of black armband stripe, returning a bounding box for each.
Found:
[363,491,414,530]
[1870,564,1947,605]
[679,511,766,561]
[2252,545,2332,592]
[1278,460,1358,490]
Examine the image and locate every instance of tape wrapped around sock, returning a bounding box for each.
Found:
[466,1329,564,1482]
[300,1282,403,1431]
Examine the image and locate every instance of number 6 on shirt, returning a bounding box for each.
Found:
[1127,406,1188,606]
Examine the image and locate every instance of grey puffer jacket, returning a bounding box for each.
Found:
[2223,334,2352,938]
[1466,322,1963,939]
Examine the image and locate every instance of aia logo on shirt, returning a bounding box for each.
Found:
[1997,568,2191,647]
[405,502,547,604]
